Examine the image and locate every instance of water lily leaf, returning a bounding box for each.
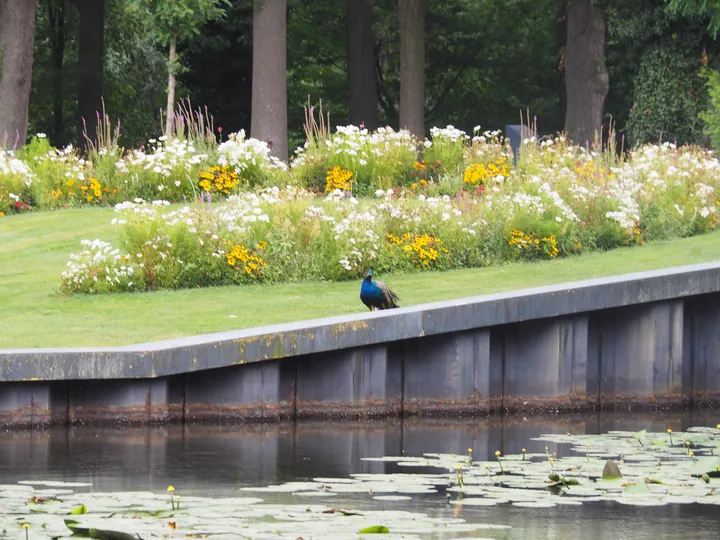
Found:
[512,501,557,508]
[650,439,667,447]
[623,482,651,494]
[358,525,390,533]
[450,498,510,506]
[616,498,668,507]
[18,481,92,488]
[70,504,88,515]
[602,460,622,479]
[691,456,720,476]
[632,429,648,445]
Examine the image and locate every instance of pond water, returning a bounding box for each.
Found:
[2,411,720,539]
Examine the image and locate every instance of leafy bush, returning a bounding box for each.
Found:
[216,129,288,187]
[290,125,419,195]
[700,66,720,152]
[0,148,34,215]
[627,46,708,147]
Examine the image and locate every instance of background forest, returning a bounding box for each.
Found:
[2,0,720,157]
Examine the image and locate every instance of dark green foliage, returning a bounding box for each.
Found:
[604,0,716,148]
[182,0,253,137]
[28,0,168,148]
[626,45,708,146]
[372,0,560,135]
[22,0,720,154]
[103,0,168,146]
[667,0,720,36]
[699,66,720,151]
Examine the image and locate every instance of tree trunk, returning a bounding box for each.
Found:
[251,0,288,162]
[48,0,66,145]
[0,0,38,149]
[556,0,568,132]
[398,0,424,140]
[75,0,104,146]
[564,0,609,146]
[347,0,378,131]
[165,37,177,138]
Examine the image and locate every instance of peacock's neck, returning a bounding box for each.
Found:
[361,278,377,295]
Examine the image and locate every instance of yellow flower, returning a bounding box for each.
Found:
[325,166,354,192]
[667,429,673,433]
[495,450,501,457]
[67,179,74,187]
[22,524,29,529]
[0,212,4,218]
[167,485,175,493]
[198,166,241,196]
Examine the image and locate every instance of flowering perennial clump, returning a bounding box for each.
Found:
[226,241,267,277]
[463,157,510,186]
[325,166,354,192]
[386,232,448,268]
[0,148,34,212]
[199,165,243,195]
[507,229,559,259]
[61,239,136,293]
[217,129,287,185]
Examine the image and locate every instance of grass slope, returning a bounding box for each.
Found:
[2,209,720,348]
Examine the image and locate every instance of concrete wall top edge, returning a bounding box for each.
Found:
[2,261,720,381]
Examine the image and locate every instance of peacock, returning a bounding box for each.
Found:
[360,267,400,311]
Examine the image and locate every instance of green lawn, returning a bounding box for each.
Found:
[2,208,720,349]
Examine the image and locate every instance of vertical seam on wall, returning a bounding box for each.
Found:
[292,360,298,421]
[500,329,506,413]
[182,375,187,426]
[689,305,696,408]
[668,303,674,400]
[65,385,70,426]
[473,331,479,406]
[399,343,406,419]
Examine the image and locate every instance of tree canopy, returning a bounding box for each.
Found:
[0,0,718,153]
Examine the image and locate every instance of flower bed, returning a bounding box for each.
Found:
[1,123,718,292]
[58,135,720,293]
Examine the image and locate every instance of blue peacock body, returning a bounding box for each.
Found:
[360,268,400,311]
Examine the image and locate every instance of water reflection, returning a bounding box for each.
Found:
[2,410,720,539]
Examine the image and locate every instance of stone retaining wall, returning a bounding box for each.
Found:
[2,262,720,426]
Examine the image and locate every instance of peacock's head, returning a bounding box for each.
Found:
[365,267,374,278]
